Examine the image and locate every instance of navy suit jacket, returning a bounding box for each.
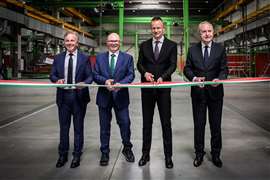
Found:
[50,51,93,105]
[184,42,228,100]
[93,51,135,109]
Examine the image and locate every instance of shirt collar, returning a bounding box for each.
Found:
[109,50,119,57]
[153,36,164,44]
[201,41,212,49]
[66,49,78,57]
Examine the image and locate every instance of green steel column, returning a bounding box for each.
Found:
[183,0,189,59]
[118,1,124,48]
[166,21,172,39]
[135,31,138,62]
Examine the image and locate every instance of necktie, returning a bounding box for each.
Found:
[67,53,73,84]
[203,45,209,65]
[154,41,160,60]
[110,54,116,75]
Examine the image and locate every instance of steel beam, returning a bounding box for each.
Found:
[93,16,203,24]
[0,7,97,47]
[183,0,189,59]
[118,1,124,48]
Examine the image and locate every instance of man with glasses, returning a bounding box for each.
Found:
[93,32,135,166]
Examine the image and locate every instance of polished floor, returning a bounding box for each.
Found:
[0,73,269,180]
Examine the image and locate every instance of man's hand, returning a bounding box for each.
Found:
[76,82,86,89]
[156,77,163,84]
[144,72,154,82]
[56,79,65,84]
[105,79,114,91]
[193,77,205,88]
[113,83,121,92]
[211,78,220,87]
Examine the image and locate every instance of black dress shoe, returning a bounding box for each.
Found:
[165,157,174,169]
[70,156,80,168]
[122,148,135,162]
[212,156,223,168]
[100,153,109,166]
[138,154,150,166]
[56,155,68,168]
[193,154,204,167]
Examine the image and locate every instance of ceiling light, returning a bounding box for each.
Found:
[94,7,99,13]
[142,2,159,5]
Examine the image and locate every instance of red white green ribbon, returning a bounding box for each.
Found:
[0,77,269,88]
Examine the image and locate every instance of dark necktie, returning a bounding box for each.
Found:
[154,41,160,60]
[67,53,73,84]
[110,54,116,75]
[203,45,209,65]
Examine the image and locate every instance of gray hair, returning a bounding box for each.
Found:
[198,21,214,33]
[64,31,79,41]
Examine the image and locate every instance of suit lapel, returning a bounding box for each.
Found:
[76,51,82,76]
[205,42,216,68]
[195,43,205,68]
[157,38,167,62]
[146,39,155,62]
[113,51,123,76]
[59,52,66,78]
[104,52,111,75]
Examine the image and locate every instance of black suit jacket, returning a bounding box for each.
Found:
[184,42,228,100]
[137,37,177,88]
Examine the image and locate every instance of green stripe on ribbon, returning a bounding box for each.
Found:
[0,78,269,88]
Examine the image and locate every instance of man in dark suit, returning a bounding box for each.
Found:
[184,21,228,168]
[50,31,93,168]
[93,33,135,166]
[137,17,177,169]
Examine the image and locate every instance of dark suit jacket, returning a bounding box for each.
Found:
[50,51,93,105]
[184,42,228,100]
[137,37,177,84]
[93,51,135,109]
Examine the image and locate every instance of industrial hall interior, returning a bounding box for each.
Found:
[0,0,270,180]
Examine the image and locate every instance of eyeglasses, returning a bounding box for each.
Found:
[107,40,120,43]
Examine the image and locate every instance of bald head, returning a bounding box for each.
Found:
[106,33,121,53]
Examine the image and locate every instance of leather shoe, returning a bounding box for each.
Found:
[122,148,135,162]
[165,157,174,169]
[56,155,68,168]
[138,154,150,166]
[100,153,109,166]
[193,154,204,167]
[70,156,80,168]
[212,156,223,168]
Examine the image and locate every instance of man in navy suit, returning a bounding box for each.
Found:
[137,17,177,169]
[50,31,93,168]
[184,21,228,168]
[93,33,135,166]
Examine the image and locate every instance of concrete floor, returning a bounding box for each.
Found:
[0,73,269,180]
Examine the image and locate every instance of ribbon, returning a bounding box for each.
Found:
[0,77,269,88]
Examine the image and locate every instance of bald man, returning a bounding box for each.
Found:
[93,33,135,166]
